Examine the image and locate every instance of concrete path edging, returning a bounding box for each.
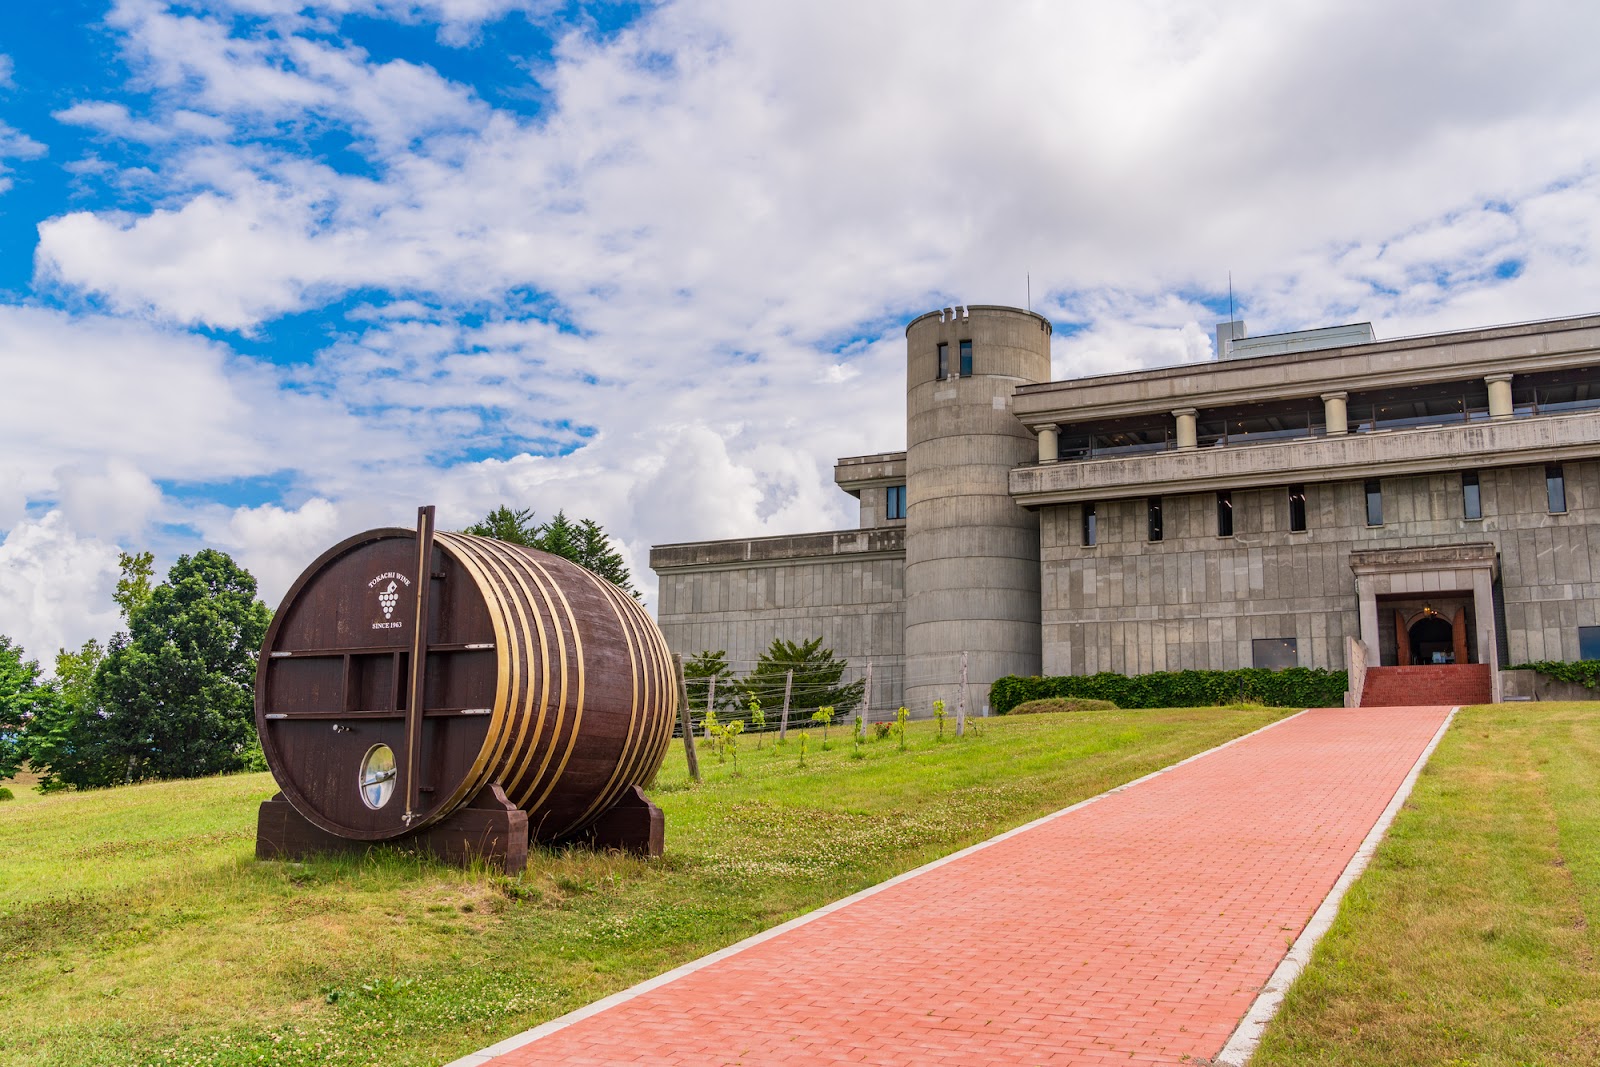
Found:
[444,707,1314,1067]
[1211,704,1461,1066]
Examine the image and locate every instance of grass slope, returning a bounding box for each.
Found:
[0,706,1285,1067]
[1255,702,1600,1066]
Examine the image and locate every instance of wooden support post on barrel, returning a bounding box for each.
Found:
[779,668,793,741]
[402,504,435,826]
[674,653,700,782]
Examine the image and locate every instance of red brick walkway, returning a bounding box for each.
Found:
[463,705,1453,1066]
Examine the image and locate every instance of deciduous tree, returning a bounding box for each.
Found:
[24,640,120,790]
[95,550,272,782]
[113,550,155,621]
[0,635,48,781]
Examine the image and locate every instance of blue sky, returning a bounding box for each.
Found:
[2,0,1599,665]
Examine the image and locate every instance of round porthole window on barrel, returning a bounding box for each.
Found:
[359,744,397,809]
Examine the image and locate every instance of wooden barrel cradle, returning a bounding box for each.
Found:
[254,507,676,870]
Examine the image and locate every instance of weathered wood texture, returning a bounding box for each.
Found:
[568,785,665,857]
[256,784,532,872]
[255,525,677,861]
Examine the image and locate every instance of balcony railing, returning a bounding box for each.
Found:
[1012,408,1600,503]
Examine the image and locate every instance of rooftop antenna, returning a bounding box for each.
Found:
[1228,271,1235,324]
[1027,271,1032,312]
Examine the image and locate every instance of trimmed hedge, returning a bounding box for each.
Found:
[1509,661,1600,689]
[990,667,1348,715]
[1009,697,1119,715]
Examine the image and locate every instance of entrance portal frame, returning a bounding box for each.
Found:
[1350,543,1501,701]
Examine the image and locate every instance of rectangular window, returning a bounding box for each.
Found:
[1364,479,1383,526]
[1580,626,1600,661]
[1547,464,1567,514]
[885,484,906,520]
[1462,470,1482,520]
[1216,490,1233,537]
[1252,637,1299,670]
[937,342,949,380]
[959,339,973,377]
[1082,502,1097,546]
[1288,485,1307,532]
[1147,496,1163,542]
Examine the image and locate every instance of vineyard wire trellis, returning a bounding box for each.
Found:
[673,653,990,736]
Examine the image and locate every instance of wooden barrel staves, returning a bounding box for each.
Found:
[254,506,676,872]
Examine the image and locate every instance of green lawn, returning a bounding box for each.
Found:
[0,705,1286,1067]
[1255,701,1600,1066]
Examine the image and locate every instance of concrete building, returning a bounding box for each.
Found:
[652,307,1600,711]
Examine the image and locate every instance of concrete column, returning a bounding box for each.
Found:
[1038,425,1059,463]
[1472,568,1502,701]
[1172,408,1197,451]
[1486,374,1514,419]
[1356,574,1382,667]
[1321,391,1349,436]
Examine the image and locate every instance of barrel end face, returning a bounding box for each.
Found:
[568,784,664,858]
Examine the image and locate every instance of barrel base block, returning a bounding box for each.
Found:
[563,785,664,857]
[256,783,531,874]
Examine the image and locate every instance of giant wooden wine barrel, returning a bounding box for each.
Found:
[255,511,676,850]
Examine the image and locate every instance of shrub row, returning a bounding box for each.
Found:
[1008,697,1119,715]
[1508,660,1600,689]
[990,667,1348,714]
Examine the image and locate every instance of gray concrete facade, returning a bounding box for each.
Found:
[652,307,1600,714]
[1035,460,1600,691]
[650,528,906,713]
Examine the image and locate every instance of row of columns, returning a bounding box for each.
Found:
[1037,373,1521,462]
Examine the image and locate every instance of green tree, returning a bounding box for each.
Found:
[684,649,739,714]
[0,636,49,780]
[464,506,540,547]
[466,506,639,597]
[113,550,156,621]
[24,640,120,790]
[740,637,864,721]
[95,550,273,782]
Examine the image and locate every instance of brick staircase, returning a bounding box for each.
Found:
[1359,664,1492,707]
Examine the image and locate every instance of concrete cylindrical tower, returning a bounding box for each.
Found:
[903,305,1052,715]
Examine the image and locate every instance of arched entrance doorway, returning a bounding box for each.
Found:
[1409,614,1455,664]
[1391,605,1471,666]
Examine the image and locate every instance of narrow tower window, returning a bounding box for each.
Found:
[1147,497,1163,542]
[1288,485,1307,532]
[1364,479,1383,527]
[885,484,906,520]
[1548,465,1567,514]
[1462,471,1482,520]
[959,340,973,377]
[1216,490,1233,537]
[1082,502,1097,546]
[937,342,949,380]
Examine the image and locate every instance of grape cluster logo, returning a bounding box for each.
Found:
[366,572,412,630]
[378,581,399,619]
